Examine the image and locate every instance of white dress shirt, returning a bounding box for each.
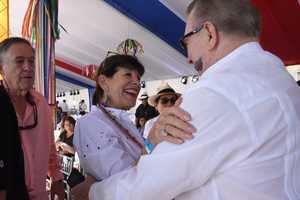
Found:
[60,102,69,112]
[73,106,143,181]
[143,116,158,139]
[89,42,300,200]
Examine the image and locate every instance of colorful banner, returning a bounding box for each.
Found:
[22,0,59,105]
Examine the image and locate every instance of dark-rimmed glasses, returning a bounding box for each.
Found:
[18,101,38,130]
[159,97,177,105]
[179,25,204,50]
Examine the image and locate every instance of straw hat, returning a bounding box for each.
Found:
[138,92,148,100]
[148,83,181,106]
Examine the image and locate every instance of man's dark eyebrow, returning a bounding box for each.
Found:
[15,56,35,59]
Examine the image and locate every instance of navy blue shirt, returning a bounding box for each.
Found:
[0,85,29,199]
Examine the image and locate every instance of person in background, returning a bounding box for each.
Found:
[56,116,76,157]
[135,115,147,135]
[144,83,181,142]
[60,99,69,115]
[0,81,29,200]
[135,92,158,124]
[78,99,87,115]
[87,0,300,199]
[72,54,195,199]
[0,37,64,200]
[56,106,63,126]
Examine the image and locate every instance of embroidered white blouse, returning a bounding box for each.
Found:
[73,106,144,181]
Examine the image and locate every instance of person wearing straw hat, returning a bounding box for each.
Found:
[135,92,158,134]
[143,83,181,143]
[135,91,158,120]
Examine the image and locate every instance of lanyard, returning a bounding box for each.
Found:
[98,105,145,150]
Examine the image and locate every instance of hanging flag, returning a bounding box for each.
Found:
[22,0,60,105]
[0,0,9,41]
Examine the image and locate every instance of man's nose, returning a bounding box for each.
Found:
[185,48,193,64]
[23,60,34,70]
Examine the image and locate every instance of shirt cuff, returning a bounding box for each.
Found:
[144,138,154,153]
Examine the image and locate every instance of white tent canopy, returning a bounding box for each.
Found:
[9,0,195,91]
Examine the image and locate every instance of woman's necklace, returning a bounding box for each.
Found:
[98,104,145,150]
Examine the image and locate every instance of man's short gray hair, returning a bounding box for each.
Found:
[187,0,261,38]
[0,37,34,64]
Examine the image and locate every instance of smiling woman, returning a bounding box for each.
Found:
[73,54,146,183]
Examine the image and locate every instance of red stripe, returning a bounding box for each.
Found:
[55,59,82,75]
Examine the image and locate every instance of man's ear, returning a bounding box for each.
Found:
[204,22,219,51]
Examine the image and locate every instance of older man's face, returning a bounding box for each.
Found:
[184,13,207,73]
[0,43,35,93]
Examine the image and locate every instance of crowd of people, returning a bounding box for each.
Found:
[1,0,300,200]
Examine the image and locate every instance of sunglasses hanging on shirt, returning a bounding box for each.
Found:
[18,93,38,130]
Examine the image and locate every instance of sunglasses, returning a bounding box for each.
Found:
[18,100,38,130]
[159,97,177,105]
[179,24,204,50]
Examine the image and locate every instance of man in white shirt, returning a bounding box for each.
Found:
[60,99,69,114]
[87,0,300,199]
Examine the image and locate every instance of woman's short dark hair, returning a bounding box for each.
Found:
[61,116,76,129]
[92,54,145,105]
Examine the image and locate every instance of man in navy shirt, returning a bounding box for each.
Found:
[0,84,29,199]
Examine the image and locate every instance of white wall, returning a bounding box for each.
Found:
[56,88,90,113]
[286,65,300,81]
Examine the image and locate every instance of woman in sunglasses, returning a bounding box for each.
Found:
[143,83,181,150]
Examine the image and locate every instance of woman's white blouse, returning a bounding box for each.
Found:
[73,105,143,181]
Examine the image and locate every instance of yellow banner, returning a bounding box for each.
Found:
[0,0,9,41]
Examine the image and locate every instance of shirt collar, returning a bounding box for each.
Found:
[92,105,131,122]
[201,42,262,78]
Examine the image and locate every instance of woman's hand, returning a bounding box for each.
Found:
[55,141,63,151]
[56,142,75,154]
[148,97,196,146]
[71,176,96,200]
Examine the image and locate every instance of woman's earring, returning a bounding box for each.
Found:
[102,93,108,106]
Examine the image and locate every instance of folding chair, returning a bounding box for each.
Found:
[59,154,74,200]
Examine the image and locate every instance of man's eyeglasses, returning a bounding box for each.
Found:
[179,25,204,50]
[18,101,38,130]
[159,97,177,105]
